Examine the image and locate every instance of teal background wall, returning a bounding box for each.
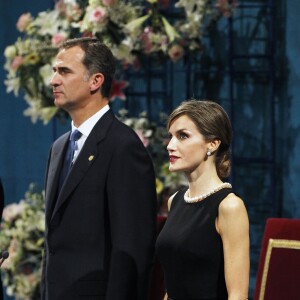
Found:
[0,0,68,205]
[282,1,300,217]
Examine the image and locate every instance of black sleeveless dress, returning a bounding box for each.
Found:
[156,187,233,300]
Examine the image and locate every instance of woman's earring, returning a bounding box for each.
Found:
[207,149,212,156]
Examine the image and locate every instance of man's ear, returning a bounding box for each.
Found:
[90,73,104,92]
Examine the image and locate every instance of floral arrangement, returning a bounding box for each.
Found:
[0,184,45,300]
[4,0,237,124]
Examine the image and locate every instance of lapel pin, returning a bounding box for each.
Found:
[88,155,94,161]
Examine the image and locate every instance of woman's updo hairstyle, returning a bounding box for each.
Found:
[167,99,233,179]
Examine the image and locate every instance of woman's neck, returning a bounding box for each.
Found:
[186,167,223,198]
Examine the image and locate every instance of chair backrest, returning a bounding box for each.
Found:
[254,218,300,300]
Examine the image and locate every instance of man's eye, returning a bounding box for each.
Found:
[58,68,70,75]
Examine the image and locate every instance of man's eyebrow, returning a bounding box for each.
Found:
[53,66,72,72]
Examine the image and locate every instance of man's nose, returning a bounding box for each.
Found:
[50,73,60,87]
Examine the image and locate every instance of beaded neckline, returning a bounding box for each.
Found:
[184,182,232,204]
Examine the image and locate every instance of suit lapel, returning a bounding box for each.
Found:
[45,132,69,224]
[50,110,115,222]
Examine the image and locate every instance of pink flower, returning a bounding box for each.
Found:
[132,58,141,71]
[121,57,140,71]
[109,79,128,101]
[11,56,24,71]
[141,27,154,53]
[82,32,93,38]
[90,7,107,23]
[136,129,150,147]
[51,33,67,46]
[55,0,65,13]
[168,44,184,62]
[16,13,32,32]
[102,0,116,7]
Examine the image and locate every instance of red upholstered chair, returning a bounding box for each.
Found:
[254,218,300,300]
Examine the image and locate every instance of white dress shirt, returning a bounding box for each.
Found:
[70,105,110,163]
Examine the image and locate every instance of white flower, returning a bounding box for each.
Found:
[30,10,66,36]
[64,0,78,4]
[23,94,58,124]
[161,17,180,42]
[39,64,53,86]
[16,13,32,32]
[123,119,134,127]
[111,42,136,64]
[14,38,40,56]
[175,0,211,39]
[39,107,59,125]
[4,45,17,59]
[89,0,101,5]
[136,117,148,128]
[4,77,20,96]
[2,202,25,222]
[125,15,149,35]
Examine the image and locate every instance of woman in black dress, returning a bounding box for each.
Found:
[156,100,249,300]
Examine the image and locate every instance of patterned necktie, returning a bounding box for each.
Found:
[60,129,82,188]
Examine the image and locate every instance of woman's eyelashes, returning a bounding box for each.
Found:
[168,131,189,141]
[178,131,188,140]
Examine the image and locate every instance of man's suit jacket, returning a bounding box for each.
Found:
[0,178,4,300]
[41,110,157,300]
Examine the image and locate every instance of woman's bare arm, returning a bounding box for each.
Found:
[217,194,250,300]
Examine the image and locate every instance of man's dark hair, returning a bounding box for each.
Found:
[60,37,116,98]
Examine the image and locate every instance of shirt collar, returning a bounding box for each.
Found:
[71,104,110,137]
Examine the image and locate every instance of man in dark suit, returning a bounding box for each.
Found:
[41,38,157,300]
[0,178,4,300]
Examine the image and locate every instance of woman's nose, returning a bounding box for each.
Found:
[167,137,176,151]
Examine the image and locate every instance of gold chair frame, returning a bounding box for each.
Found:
[259,238,300,300]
